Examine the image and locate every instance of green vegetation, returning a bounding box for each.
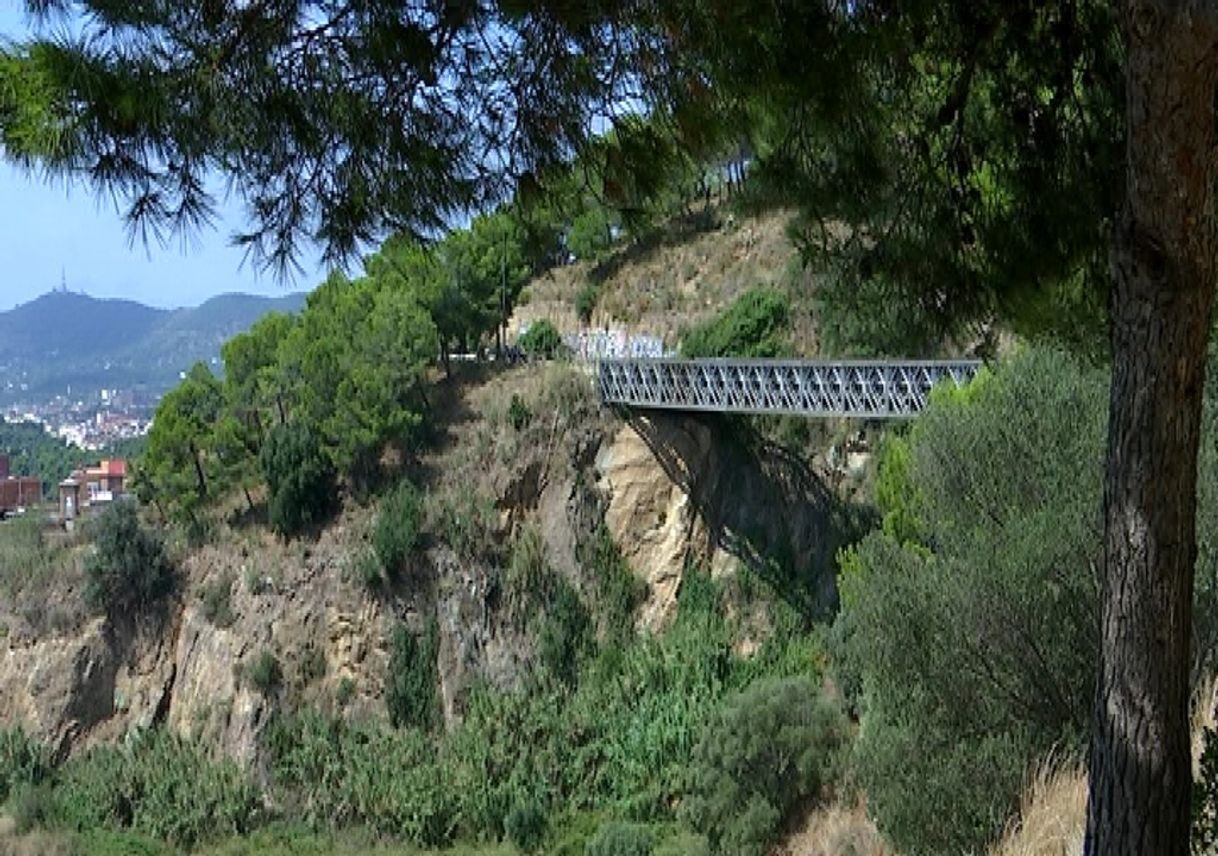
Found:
[518,320,564,359]
[37,730,259,849]
[386,619,441,731]
[246,652,283,697]
[833,346,1218,854]
[0,513,74,599]
[260,424,338,539]
[574,283,600,325]
[372,479,423,583]
[199,573,237,629]
[681,676,848,855]
[140,363,226,524]
[82,502,174,616]
[0,727,49,803]
[507,394,532,431]
[585,822,653,856]
[680,288,790,358]
[0,421,90,494]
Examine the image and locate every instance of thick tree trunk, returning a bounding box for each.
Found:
[1086,3,1218,853]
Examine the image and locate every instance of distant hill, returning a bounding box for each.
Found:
[0,290,308,402]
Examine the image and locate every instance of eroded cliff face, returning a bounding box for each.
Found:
[0,371,859,765]
[596,415,853,630]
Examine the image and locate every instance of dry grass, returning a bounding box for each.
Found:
[989,678,1218,856]
[511,208,812,351]
[988,757,1087,856]
[780,799,890,856]
[1194,677,1218,775]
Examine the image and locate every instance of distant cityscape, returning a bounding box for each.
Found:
[2,386,155,451]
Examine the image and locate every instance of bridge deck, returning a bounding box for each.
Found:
[597,358,981,418]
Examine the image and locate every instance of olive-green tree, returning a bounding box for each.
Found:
[140,363,224,523]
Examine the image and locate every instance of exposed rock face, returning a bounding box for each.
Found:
[595,422,716,631]
[0,618,116,758]
[0,374,854,765]
[596,414,852,629]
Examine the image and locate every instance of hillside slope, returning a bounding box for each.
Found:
[511,207,820,353]
[0,290,307,401]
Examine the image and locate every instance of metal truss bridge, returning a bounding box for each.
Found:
[597,358,982,419]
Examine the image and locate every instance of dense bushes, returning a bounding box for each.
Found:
[830,346,1211,854]
[260,423,338,538]
[0,727,48,803]
[83,502,175,615]
[585,821,654,856]
[265,711,457,846]
[386,618,440,731]
[519,319,565,358]
[681,676,847,855]
[680,288,789,358]
[47,731,259,848]
[372,478,423,582]
[575,282,600,324]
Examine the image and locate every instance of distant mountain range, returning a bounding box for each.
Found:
[0,290,308,403]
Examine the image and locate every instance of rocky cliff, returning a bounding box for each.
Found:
[0,364,863,765]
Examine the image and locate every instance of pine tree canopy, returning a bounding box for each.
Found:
[0,0,646,273]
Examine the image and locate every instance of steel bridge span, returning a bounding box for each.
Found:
[597,358,982,419]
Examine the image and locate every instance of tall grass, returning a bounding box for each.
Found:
[0,515,74,599]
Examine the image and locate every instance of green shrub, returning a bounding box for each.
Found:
[505,796,548,853]
[832,347,1120,855]
[355,549,384,590]
[49,730,259,848]
[575,283,600,325]
[653,832,711,856]
[506,525,555,625]
[580,525,646,644]
[335,677,356,709]
[680,288,789,358]
[260,423,338,538]
[199,573,236,628]
[537,581,592,687]
[519,320,564,358]
[386,618,439,731]
[0,727,49,802]
[680,676,848,856]
[248,651,282,696]
[508,393,532,431]
[265,711,456,846]
[10,781,54,833]
[585,821,654,856]
[297,645,326,685]
[426,490,500,560]
[373,478,422,580]
[83,502,175,615]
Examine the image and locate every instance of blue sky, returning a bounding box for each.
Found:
[0,7,324,312]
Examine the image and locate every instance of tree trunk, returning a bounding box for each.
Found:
[191,444,208,499]
[1086,3,1218,853]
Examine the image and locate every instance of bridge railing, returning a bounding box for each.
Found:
[598,358,982,418]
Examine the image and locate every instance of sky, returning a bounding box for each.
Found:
[0,7,325,312]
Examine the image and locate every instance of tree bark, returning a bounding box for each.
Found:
[1087,3,1218,853]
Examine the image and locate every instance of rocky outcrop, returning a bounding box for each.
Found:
[596,414,857,628]
[0,618,116,758]
[0,371,858,765]
[595,423,717,630]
